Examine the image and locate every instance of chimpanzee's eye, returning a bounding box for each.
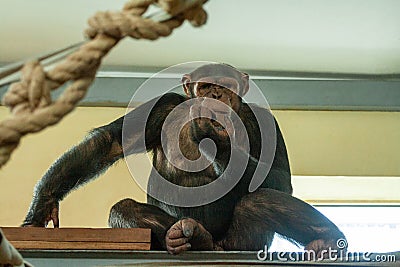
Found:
[198,82,210,90]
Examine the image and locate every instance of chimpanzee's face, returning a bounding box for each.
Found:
[182,64,249,142]
[185,79,242,142]
[193,76,241,112]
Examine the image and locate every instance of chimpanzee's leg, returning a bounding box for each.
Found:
[108,198,176,249]
[219,188,346,254]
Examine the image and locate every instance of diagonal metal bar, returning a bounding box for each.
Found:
[0,0,206,87]
[0,42,84,81]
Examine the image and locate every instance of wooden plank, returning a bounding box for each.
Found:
[10,241,150,250]
[2,227,150,243]
[1,227,151,250]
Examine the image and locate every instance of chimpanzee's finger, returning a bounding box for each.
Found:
[167,243,191,255]
[181,218,196,238]
[166,237,189,248]
[167,229,184,239]
[51,207,59,228]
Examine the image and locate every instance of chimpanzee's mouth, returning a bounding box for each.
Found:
[211,119,227,133]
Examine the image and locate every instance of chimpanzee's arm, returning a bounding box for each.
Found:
[23,118,124,226]
[219,140,292,196]
[226,121,293,194]
[206,107,292,195]
[261,118,292,194]
[237,106,292,194]
[23,93,185,226]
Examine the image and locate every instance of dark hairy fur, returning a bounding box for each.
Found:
[23,64,345,254]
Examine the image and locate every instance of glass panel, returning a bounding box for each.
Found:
[269,206,400,252]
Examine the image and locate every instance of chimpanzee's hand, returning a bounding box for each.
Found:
[189,98,235,144]
[23,197,59,228]
[189,101,214,143]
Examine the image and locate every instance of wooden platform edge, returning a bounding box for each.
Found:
[10,241,150,251]
[1,227,151,251]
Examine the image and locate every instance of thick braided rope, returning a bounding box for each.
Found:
[0,0,207,168]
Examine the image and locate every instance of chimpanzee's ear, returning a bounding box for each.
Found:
[181,74,192,97]
[241,72,250,96]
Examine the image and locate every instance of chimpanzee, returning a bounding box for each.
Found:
[23,63,346,255]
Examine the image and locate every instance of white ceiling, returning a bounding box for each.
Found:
[1,0,399,74]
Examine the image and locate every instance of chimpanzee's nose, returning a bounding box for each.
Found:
[211,91,222,99]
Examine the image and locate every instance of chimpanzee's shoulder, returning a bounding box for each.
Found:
[241,102,275,119]
[158,92,187,105]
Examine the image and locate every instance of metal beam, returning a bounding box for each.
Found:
[1,67,399,111]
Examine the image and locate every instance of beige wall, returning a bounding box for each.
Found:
[0,107,399,227]
[275,110,400,176]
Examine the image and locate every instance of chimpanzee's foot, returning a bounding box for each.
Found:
[165,218,214,254]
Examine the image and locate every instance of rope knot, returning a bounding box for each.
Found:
[2,61,51,115]
[85,10,173,40]
[183,4,207,27]
[157,0,207,27]
[85,0,206,40]
[86,11,127,40]
[0,0,208,168]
